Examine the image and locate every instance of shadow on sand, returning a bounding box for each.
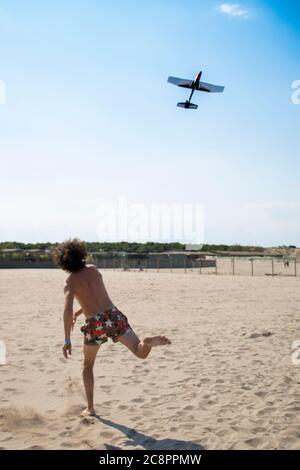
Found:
[94,416,204,451]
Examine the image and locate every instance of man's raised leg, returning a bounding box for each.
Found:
[117,329,171,359]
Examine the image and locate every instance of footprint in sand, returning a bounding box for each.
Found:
[196,378,210,386]
[132,397,144,404]
[215,379,224,384]
[257,407,274,416]
[100,430,115,438]
[241,385,251,391]
[58,431,72,438]
[118,405,127,411]
[60,442,74,448]
[244,437,263,448]
[80,417,96,426]
[0,432,13,442]
[255,390,268,398]
[24,445,45,450]
[163,350,175,356]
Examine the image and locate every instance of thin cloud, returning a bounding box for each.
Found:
[217,3,250,19]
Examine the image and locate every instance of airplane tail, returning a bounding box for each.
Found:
[177,102,198,109]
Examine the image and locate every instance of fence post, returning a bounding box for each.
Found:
[199,259,202,275]
[251,258,254,277]
[232,258,235,276]
[113,257,115,271]
[215,257,218,275]
[184,257,187,273]
[295,259,297,277]
[170,257,173,273]
[271,259,274,276]
[156,257,160,273]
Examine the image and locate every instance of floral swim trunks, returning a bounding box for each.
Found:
[81,306,131,346]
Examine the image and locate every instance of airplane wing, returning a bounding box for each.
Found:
[198,81,224,93]
[167,76,194,89]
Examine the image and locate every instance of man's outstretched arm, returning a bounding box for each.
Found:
[63,283,74,358]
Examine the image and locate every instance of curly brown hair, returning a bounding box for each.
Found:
[52,238,87,272]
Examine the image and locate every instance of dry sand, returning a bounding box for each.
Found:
[1,269,300,450]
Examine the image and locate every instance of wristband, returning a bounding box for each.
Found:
[65,339,71,345]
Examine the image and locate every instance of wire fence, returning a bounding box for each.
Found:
[92,257,298,277]
[0,254,297,277]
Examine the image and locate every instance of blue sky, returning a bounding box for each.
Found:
[0,0,299,245]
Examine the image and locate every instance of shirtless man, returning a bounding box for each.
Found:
[52,239,171,416]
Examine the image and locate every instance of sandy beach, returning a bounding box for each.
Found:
[1,269,300,450]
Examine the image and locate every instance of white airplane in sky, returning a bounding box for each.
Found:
[168,71,224,109]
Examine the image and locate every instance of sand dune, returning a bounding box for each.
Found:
[1,269,300,449]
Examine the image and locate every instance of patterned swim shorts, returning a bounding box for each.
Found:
[81,306,131,346]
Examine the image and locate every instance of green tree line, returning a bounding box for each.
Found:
[0,241,268,253]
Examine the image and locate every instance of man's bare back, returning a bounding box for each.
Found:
[66,264,113,319]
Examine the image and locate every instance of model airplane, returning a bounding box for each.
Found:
[168,71,224,109]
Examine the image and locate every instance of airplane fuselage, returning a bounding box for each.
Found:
[193,71,202,89]
[188,71,202,103]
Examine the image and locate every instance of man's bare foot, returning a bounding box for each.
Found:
[143,335,171,346]
[81,408,96,417]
